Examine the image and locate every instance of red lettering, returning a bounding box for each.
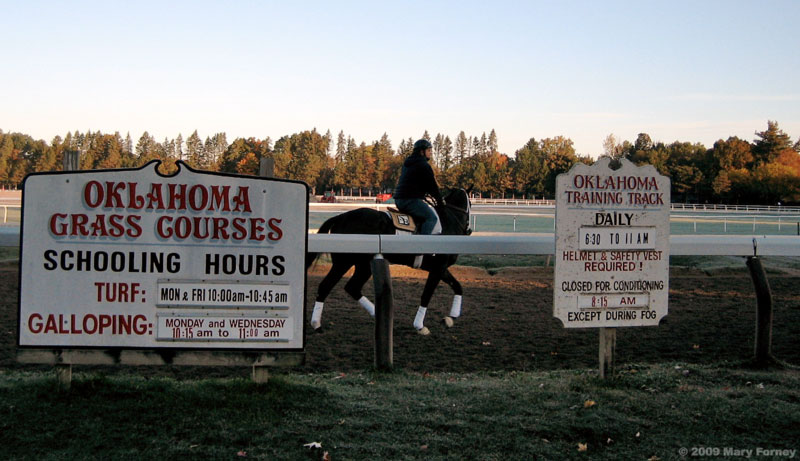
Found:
[212,217,230,239]
[233,186,251,212]
[70,214,89,236]
[126,215,142,237]
[168,184,188,210]
[249,218,266,241]
[28,313,43,333]
[84,181,103,208]
[192,216,209,239]
[50,213,68,236]
[128,182,145,209]
[104,181,126,208]
[156,216,172,238]
[267,218,283,241]
[232,218,247,240]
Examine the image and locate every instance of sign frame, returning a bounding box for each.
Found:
[554,157,671,328]
[17,160,309,353]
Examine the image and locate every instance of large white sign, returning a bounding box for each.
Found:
[554,158,670,328]
[19,161,308,350]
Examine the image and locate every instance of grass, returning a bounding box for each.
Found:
[0,246,19,261]
[1,363,798,460]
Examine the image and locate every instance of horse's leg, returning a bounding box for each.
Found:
[344,260,375,317]
[413,265,446,335]
[311,259,352,330]
[439,268,463,328]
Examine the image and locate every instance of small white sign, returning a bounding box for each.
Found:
[156,281,291,308]
[578,226,656,250]
[155,313,294,342]
[554,158,670,328]
[19,161,308,350]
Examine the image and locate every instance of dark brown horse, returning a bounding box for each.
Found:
[306,189,471,334]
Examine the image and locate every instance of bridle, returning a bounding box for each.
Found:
[441,190,472,235]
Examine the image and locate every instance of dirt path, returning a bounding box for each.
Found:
[2,262,798,377]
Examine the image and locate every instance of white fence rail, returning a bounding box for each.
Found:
[309,233,800,256]
[1,227,798,257]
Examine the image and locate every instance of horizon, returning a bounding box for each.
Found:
[2,0,799,157]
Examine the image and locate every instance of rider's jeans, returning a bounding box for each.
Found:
[394,198,438,235]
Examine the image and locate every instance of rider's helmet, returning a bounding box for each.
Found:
[413,139,433,155]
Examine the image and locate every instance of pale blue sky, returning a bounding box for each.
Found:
[2,0,798,157]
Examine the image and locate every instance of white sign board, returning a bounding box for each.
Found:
[554,158,670,328]
[18,161,308,350]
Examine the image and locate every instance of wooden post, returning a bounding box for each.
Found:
[55,364,72,391]
[372,254,393,370]
[746,256,775,365]
[252,366,269,383]
[598,328,616,378]
[259,157,274,178]
[62,150,79,171]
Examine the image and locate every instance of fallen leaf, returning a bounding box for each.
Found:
[577,443,588,452]
[304,442,322,449]
[583,400,596,408]
[420,445,428,451]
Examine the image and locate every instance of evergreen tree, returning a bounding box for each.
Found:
[185,130,204,168]
[336,131,346,163]
[175,133,184,161]
[488,129,498,154]
[455,131,468,163]
[753,120,793,165]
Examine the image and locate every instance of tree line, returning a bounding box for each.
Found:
[1,121,798,204]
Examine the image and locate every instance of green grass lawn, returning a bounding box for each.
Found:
[1,363,798,460]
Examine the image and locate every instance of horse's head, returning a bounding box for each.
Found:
[441,188,472,235]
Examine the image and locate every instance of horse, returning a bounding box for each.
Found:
[306,189,472,335]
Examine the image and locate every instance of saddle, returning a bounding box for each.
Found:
[385,207,439,269]
[386,208,417,233]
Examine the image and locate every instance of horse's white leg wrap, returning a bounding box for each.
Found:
[359,296,375,317]
[414,306,427,330]
[449,295,462,319]
[310,301,324,330]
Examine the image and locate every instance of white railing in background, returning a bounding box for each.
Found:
[2,226,798,256]
[0,205,20,224]
[307,233,800,257]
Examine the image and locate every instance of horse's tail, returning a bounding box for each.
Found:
[306,214,340,269]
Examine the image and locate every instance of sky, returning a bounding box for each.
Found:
[2,0,799,158]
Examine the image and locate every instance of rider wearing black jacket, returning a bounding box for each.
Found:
[393,139,443,234]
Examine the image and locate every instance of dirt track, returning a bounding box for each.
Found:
[2,261,799,377]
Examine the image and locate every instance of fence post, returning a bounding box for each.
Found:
[372,254,394,370]
[746,256,775,366]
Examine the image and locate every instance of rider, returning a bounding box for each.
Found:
[393,139,443,234]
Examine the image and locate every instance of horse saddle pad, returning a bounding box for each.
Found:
[386,208,416,232]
